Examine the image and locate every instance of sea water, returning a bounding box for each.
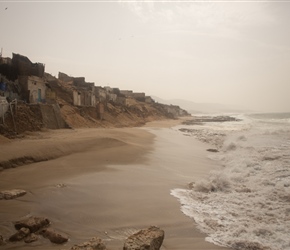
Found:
[171,113,290,250]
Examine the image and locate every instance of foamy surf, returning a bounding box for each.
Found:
[172,113,290,250]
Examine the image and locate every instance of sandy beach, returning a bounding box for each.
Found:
[0,119,229,250]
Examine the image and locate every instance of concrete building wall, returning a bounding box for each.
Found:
[0,57,12,65]
[95,87,107,102]
[58,72,73,82]
[80,92,85,106]
[39,104,66,129]
[45,88,57,104]
[18,75,46,103]
[132,92,146,102]
[59,72,94,91]
[112,88,120,96]
[145,96,154,103]
[27,76,46,103]
[91,94,96,107]
[12,53,45,78]
[84,92,91,106]
[76,91,95,106]
[104,86,113,93]
[120,90,133,97]
[73,90,81,106]
[107,93,117,102]
[1,53,44,81]
[116,96,127,106]
[73,78,94,91]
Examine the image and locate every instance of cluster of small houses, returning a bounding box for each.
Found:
[0,52,188,125]
[58,72,155,108]
[0,53,156,117]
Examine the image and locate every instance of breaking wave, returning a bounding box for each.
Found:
[172,113,290,250]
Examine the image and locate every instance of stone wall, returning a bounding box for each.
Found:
[12,53,44,78]
[58,72,73,82]
[132,92,145,102]
[0,54,44,81]
[120,90,133,97]
[39,104,66,129]
[45,87,56,104]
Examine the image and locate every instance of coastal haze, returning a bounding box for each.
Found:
[0,1,290,113]
[1,1,290,250]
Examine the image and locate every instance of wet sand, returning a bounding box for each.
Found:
[0,120,229,249]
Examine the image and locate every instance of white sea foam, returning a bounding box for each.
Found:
[172,113,290,250]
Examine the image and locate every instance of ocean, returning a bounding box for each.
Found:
[171,112,290,250]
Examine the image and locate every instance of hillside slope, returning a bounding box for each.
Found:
[0,77,189,138]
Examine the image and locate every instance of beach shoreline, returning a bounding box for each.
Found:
[0,119,229,249]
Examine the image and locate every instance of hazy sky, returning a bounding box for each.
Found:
[0,0,289,112]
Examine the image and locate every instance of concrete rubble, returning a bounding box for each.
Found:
[2,214,165,250]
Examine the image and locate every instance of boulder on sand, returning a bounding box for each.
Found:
[24,233,38,243]
[14,216,50,233]
[40,228,69,244]
[123,226,164,250]
[71,237,106,250]
[0,189,27,200]
[9,227,30,242]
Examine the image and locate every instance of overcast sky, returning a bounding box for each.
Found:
[0,0,289,112]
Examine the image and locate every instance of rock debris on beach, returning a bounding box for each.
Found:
[9,227,30,242]
[0,189,27,200]
[6,216,68,245]
[23,233,38,243]
[71,237,106,250]
[182,115,241,125]
[123,226,164,250]
[40,228,69,244]
[14,216,50,232]
[6,214,165,249]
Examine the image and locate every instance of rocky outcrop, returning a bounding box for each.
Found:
[8,216,68,245]
[24,233,38,243]
[9,227,30,242]
[0,189,26,199]
[123,226,164,250]
[71,237,106,250]
[207,148,219,152]
[71,227,165,250]
[14,216,50,232]
[40,228,68,244]
[6,215,165,249]
[182,115,241,125]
